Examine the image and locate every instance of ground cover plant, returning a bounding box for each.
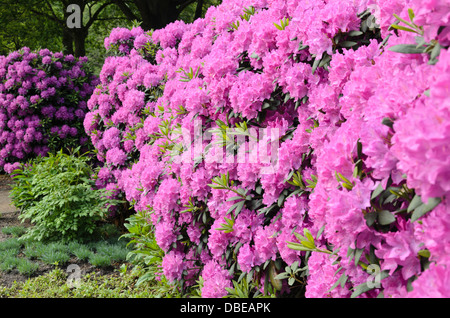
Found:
[0,224,130,270]
[0,267,153,298]
[9,149,120,242]
[84,0,450,298]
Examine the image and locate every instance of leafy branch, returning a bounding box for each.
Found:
[390,9,423,36]
[274,17,289,31]
[176,65,201,82]
[287,228,332,254]
[388,9,443,64]
[335,171,354,190]
[207,172,251,216]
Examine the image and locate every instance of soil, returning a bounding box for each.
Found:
[0,174,122,289]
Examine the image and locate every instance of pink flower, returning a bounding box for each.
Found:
[408,260,450,298]
[105,147,127,166]
[162,250,186,282]
[305,251,349,298]
[201,260,232,298]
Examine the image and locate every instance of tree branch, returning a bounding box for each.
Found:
[194,0,204,19]
[30,8,65,26]
[113,0,139,22]
[176,0,198,14]
[85,1,115,29]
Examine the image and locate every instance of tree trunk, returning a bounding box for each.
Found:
[135,0,180,30]
[72,28,88,57]
[194,0,204,20]
[62,29,74,55]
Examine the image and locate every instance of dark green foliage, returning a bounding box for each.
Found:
[10,149,121,242]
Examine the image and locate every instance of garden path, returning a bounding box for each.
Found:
[0,175,21,243]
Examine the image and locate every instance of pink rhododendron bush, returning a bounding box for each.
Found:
[85,0,450,298]
[0,48,98,173]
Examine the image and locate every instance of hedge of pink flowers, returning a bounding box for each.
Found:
[0,47,98,173]
[86,0,450,298]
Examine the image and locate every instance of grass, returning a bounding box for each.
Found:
[0,223,161,298]
[0,224,133,279]
[1,226,27,238]
[0,224,180,298]
[16,258,40,276]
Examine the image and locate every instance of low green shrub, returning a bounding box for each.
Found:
[0,256,21,272]
[0,267,154,298]
[71,245,93,261]
[88,253,111,268]
[39,250,71,265]
[1,226,27,238]
[0,249,18,263]
[0,238,22,253]
[120,211,166,286]
[9,149,121,242]
[16,258,39,276]
[23,242,47,259]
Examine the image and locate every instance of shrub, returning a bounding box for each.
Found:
[0,47,99,173]
[89,253,111,268]
[71,245,94,261]
[10,149,120,242]
[1,226,27,238]
[0,238,22,254]
[39,250,71,265]
[23,242,47,259]
[87,0,450,298]
[0,256,21,272]
[16,258,39,276]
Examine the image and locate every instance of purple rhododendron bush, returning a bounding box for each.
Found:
[85,0,450,298]
[0,48,98,173]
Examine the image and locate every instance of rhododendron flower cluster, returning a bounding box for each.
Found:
[86,0,450,298]
[0,48,98,172]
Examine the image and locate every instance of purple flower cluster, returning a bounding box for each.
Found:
[0,47,98,172]
[86,0,450,298]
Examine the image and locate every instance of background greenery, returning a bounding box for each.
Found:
[0,0,222,74]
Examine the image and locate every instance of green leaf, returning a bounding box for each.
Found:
[418,249,430,258]
[408,8,415,22]
[287,242,313,252]
[300,240,315,250]
[316,225,325,240]
[411,197,441,222]
[351,271,389,298]
[273,23,283,30]
[348,30,363,37]
[277,193,286,207]
[312,56,321,74]
[407,194,423,212]
[381,117,394,129]
[364,212,377,227]
[378,210,396,225]
[371,183,384,200]
[390,24,418,33]
[227,196,245,202]
[393,14,417,30]
[354,248,364,266]
[430,43,441,61]
[339,41,358,48]
[388,44,425,54]
[304,228,315,245]
[328,272,347,292]
[351,282,372,298]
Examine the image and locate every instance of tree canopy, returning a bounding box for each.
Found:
[0,0,221,73]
